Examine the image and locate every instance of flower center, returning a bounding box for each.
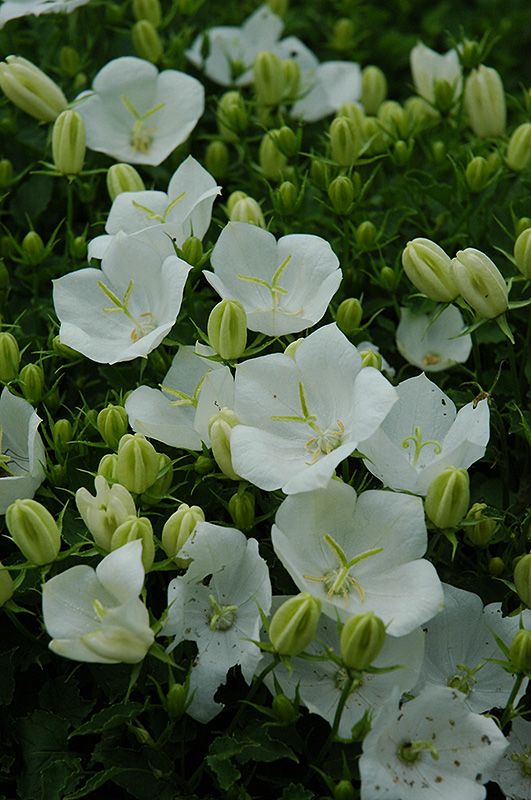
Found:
[160,373,206,408]
[334,667,363,693]
[121,95,166,155]
[0,426,17,477]
[446,662,480,695]
[397,740,440,765]
[208,594,238,631]
[304,534,383,601]
[98,279,156,343]
[401,425,442,465]
[422,353,441,366]
[238,254,294,311]
[131,191,187,224]
[511,750,531,778]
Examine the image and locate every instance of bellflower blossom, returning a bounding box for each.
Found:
[0,0,89,28]
[361,373,490,495]
[272,480,443,636]
[396,305,472,372]
[204,222,342,335]
[231,324,397,494]
[410,42,462,105]
[53,233,192,364]
[74,57,204,166]
[492,718,531,800]
[0,388,46,515]
[88,156,221,261]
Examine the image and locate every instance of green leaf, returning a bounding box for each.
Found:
[38,678,94,724]
[70,702,144,737]
[280,784,315,800]
[63,768,125,799]
[17,710,81,800]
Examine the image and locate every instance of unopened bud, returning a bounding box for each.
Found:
[97,453,118,483]
[0,563,14,606]
[340,611,386,670]
[0,55,67,122]
[6,499,61,566]
[22,231,45,265]
[459,39,481,70]
[464,66,506,138]
[0,332,20,383]
[0,159,13,188]
[161,503,205,560]
[207,298,247,361]
[464,503,498,547]
[167,683,188,719]
[259,130,287,181]
[52,335,79,361]
[216,91,248,142]
[514,228,531,279]
[19,363,45,405]
[334,780,356,800]
[310,159,329,190]
[275,181,299,215]
[268,0,288,15]
[269,593,321,656]
[356,221,377,249]
[425,467,470,529]
[97,404,129,450]
[140,452,173,505]
[70,235,87,260]
[466,156,490,194]
[132,20,162,63]
[106,163,145,201]
[230,195,266,228]
[509,629,531,673]
[506,123,531,172]
[281,58,300,102]
[52,418,73,456]
[208,408,240,480]
[132,0,161,26]
[194,454,214,475]
[377,100,409,138]
[330,18,355,52]
[58,46,80,77]
[401,238,458,302]
[329,116,359,166]
[514,553,531,607]
[328,175,355,215]
[361,65,387,115]
[336,298,362,335]
[392,139,413,165]
[111,515,154,570]
[205,140,229,179]
[451,248,508,319]
[254,51,284,107]
[488,556,504,576]
[116,433,159,494]
[181,235,203,266]
[380,265,399,290]
[272,693,298,723]
[228,488,255,531]
[360,348,382,370]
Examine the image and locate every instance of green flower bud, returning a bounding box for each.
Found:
[425,467,470,529]
[229,195,266,226]
[6,499,61,566]
[194,454,214,475]
[465,156,490,193]
[515,217,531,237]
[275,181,299,216]
[0,563,14,607]
[0,56,67,122]
[464,503,498,547]
[161,502,205,560]
[506,123,531,172]
[340,611,386,670]
[0,159,13,188]
[254,51,284,107]
[19,363,44,405]
[208,408,240,480]
[59,46,80,77]
[167,683,188,719]
[205,140,229,179]
[336,298,363,335]
[310,159,329,190]
[140,452,173,505]
[363,116,388,154]
[405,96,439,132]
[514,553,531,607]
[459,39,481,70]
[72,72,87,92]
[356,221,377,249]
[106,163,145,201]
[328,175,355,215]
[488,556,505,576]
[52,335,79,361]
[228,488,255,532]
[226,191,247,215]
[207,299,247,361]
[334,780,356,800]
[433,78,456,113]
[514,228,531,279]
[97,404,129,450]
[272,693,298,723]
[259,130,287,181]
[132,0,161,26]
[329,116,359,167]
[116,433,159,494]
[132,20,162,64]
[401,238,458,302]
[361,65,387,115]
[22,231,45,265]
[216,91,248,142]
[181,235,203,267]
[451,248,508,319]
[431,139,446,162]
[509,629,531,673]
[360,348,382,370]
[52,418,73,457]
[70,235,87,260]
[392,138,413,165]
[379,265,399,290]
[111,515,154,571]
[267,0,288,15]
[377,100,409,138]
[269,593,321,656]
[0,332,20,383]
[275,126,298,157]
[330,18,355,52]
[464,66,506,138]
[281,58,300,102]
[338,101,365,130]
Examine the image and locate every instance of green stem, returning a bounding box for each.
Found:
[500,673,525,729]
[315,671,354,764]
[65,180,74,257]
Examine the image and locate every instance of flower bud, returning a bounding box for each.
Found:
[356,221,377,249]
[360,348,382,370]
[0,331,20,383]
[207,299,247,361]
[377,100,409,138]
[275,181,299,215]
[272,693,298,723]
[309,158,329,190]
[269,593,321,656]
[361,65,387,114]
[0,159,13,188]
[281,58,300,102]
[97,404,129,450]
[0,563,14,607]
[6,499,61,566]
[106,163,145,201]
[340,611,386,670]
[338,102,365,130]
[334,780,356,800]
[465,156,490,193]
[132,0,161,26]
[205,140,229,179]
[228,488,255,532]
[98,453,118,483]
[51,420,72,459]
[362,116,387,154]
[506,123,531,172]
[162,503,205,560]
[425,467,470,529]
[392,139,414,166]
[181,235,203,267]
[59,46,80,77]
[52,335,79,361]
[379,265,398,290]
[70,235,87,260]
[459,39,481,70]
[451,248,508,319]
[401,238,458,302]
[254,51,284,107]
[259,130,287,181]
[52,109,86,177]
[488,556,505,576]
[268,0,288,15]
[111,515,154,571]
[76,475,136,551]
[216,91,248,142]
[464,503,498,547]
[514,553,531,608]
[509,629,531,674]
[464,66,506,138]
[116,433,159,494]
[229,195,266,227]
[132,20,162,63]
[336,298,363,335]
[329,116,359,166]
[22,231,45,265]
[514,228,531,279]
[140,452,173,505]
[194,454,214,475]
[0,56,67,122]
[515,217,531,236]
[167,683,188,719]
[19,363,44,405]
[328,175,355,215]
[330,18,355,52]
[208,408,240,480]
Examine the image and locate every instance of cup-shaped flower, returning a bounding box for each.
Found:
[42,540,154,664]
[0,388,46,515]
[204,222,342,336]
[396,305,472,372]
[464,65,506,138]
[76,475,136,551]
[74,57,204,166]
[88,156,220,261]
[161,523,272,722]
[0,0,90,29]
[0,55,67,120]
[359,685,507,800]
[186,5,284,87]
[53,233,192,364]
[361,373,489,495]
[451,248,509,319]
[410,42,462,106]
[230,324,396,494]
[272,480,443,636]
[401,238,458,302]
[269,592,321,656]
[492,718,531,800]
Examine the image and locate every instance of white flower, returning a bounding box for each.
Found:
[410,42,462,105]
[0,388,45,515]
[204,222,342,335]
[361,373,490,495]
[75,475,137,551]
[88,156,221,261]
[231,324,397,494]
[74,57,204,166]
[272,480,443,636]
[0,0,89,28]
[53,233,191,364]
[492,718,531,800]
[359,685,508,800]
[414,583,530,713]
[186,4,284,87]
[264,601,425,737]
[162,523,272,722]
[42,540,154,664]
[125,345,234,449]
[396,305,472,372]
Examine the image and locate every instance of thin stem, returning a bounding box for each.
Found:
[500,673,525,729]
[315,671,355,765]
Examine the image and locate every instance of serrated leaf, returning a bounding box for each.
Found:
[17,710,81,800]
[64,767,125,799]
[70,701,144,737]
